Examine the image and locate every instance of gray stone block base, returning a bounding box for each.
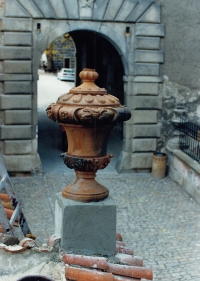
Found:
[55,193,116,256]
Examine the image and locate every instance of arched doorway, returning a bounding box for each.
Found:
[0,0,164,173]
[37,30,125,173]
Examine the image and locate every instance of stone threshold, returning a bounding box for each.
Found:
[167,148,200,204]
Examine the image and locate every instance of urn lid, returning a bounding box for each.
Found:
[56,68,120,107]
[46,68,131,125]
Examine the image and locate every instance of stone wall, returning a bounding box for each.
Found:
[155,0,200,151]
[0,0,165,172]
[157,76,200,151]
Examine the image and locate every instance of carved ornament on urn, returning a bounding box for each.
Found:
[46,69,131,202]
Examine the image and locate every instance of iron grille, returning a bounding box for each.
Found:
[178,117,200,162]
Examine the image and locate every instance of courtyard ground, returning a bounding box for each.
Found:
[1,71,200,281]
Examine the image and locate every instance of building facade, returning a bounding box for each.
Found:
[0,0,198,173]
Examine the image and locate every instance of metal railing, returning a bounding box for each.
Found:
[178,117,200,162]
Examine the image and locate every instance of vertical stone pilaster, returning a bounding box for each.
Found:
[0,17,41,172]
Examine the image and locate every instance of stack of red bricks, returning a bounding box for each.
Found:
[0,193,17,233]
[63,233,153,281]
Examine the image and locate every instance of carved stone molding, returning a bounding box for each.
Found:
[61,153,113,172]
[79,0,95,19]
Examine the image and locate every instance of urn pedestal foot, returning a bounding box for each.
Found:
[62,171,109,202]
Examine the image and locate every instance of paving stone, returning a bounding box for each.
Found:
[7,171,200,281]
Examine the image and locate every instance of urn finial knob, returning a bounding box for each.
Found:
[79,68,99,82]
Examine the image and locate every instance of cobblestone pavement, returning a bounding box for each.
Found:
[10,171,200,281]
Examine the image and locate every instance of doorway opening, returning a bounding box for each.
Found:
[37,30,124,174]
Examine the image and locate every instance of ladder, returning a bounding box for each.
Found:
[0,156,32,237]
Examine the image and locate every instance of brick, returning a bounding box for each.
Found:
[126,0,154,22]
[135,37,160,50]
[134,63,159,76]
[2,154,41,172]
[135,23,164,37]
[4,32,32,46]
[4,110,32,125]
[4,139,37,155]
[137,3,161,23]
[135,50,164,63]
[0,125,33,139]
[133,123,161,138]
[132,138,157,152]
[4,61,31,74]
[0,47,31,60]
[0,18,32,32]
[4,81,32,94]
[0,95,32,109]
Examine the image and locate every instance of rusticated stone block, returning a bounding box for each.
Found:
[4,139,37,155]
[0,125,33,139]
[131,153,153,169]
[115,0,138,21]
[4,61,31,74]
[4,81,31,94]
[116,151,132,172]
[133,96,162,109]
[1,74,32,81]
[126,0,154,22]
[0,47,31,60]
[133,124,161,138]
[64,0,79,19]
[132,139,157,152]
[4,110,32,125]
[32,0,56,18]
[4,32,32,46]
[134,76,163,82]
[0,18,32,32]
[134,82,158,95]
[135,23,164,37]
[93,0,109,21]
[103,0,124,21]
[123,123,134,139]
[2,154,41,172]
[135,50,164,63]
[48,0,68,19]
[125,109,157,125]
[137,3,161,23]
[134,63,159,76]
[133,110,158,124]
[0,82,3,94]
[135,37,160,50]
[0,95,32,109]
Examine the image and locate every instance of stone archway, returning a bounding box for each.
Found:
[0,0,164,172]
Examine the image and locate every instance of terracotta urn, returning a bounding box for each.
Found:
[46,68,131,202]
